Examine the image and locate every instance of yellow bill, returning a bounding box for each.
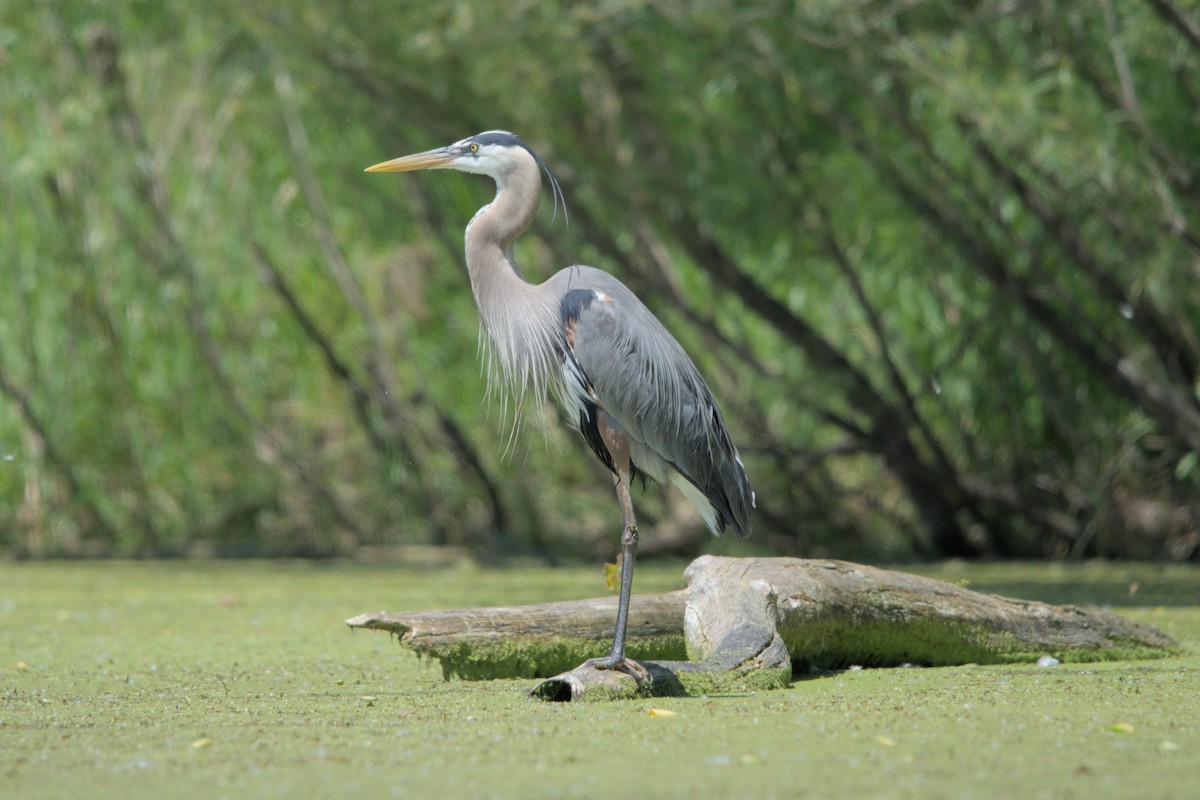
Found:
[364,147,456,173]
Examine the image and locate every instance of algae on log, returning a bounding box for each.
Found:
[686,556,1178,667]
[347,557,1178,701]
[345,592,689,680]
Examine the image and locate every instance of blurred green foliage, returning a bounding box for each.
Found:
[1,1,1197,559]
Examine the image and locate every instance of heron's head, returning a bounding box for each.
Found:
[366,130,566,222]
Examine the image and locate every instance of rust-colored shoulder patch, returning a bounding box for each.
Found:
[560,288,600,349]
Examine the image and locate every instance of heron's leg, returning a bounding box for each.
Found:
[607,469,639,661]
[581,470,650,682]
[583,418,650,682]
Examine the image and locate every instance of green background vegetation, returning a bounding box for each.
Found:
[2,559,1198,799]
[2,1,1199,561]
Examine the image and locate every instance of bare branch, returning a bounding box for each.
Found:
[1144,0,1200,53]
[0,360,118,544]
[87,26,368,545]
[962,117,1199,384]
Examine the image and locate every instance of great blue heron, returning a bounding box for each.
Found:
[367,131,753,681]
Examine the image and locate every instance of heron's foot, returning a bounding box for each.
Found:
[581,654,651,684]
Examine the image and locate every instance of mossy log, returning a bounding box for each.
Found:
[347,556,1178,701]
[347,591,689,683]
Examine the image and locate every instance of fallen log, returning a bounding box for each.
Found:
[347,557,1178,701]
[346,591,688,681]
[686,557,1177,666]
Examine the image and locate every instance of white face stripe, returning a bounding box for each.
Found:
[451,137,533,183]
[447,131,568,226]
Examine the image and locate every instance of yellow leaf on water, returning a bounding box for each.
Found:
[876,736,896,747]
[648,708,676,717]
[1108,723,1134,734]
[191,738,212,749]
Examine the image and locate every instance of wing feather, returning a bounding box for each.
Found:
[552,267,753,537]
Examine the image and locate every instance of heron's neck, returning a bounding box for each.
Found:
[463,171,561,416]
[464,173,539,293]
[464,170,547,329]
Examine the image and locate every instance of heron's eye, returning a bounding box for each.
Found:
[469,143,479,154]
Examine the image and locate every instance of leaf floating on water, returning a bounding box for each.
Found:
[648,708,676,717]
[191,738,212,749]
[1108,723,1134,734]
[876,736,896,747]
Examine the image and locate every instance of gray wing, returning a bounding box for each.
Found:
[551,266,753,537]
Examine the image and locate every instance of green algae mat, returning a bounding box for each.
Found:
[2,559,1197,799]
